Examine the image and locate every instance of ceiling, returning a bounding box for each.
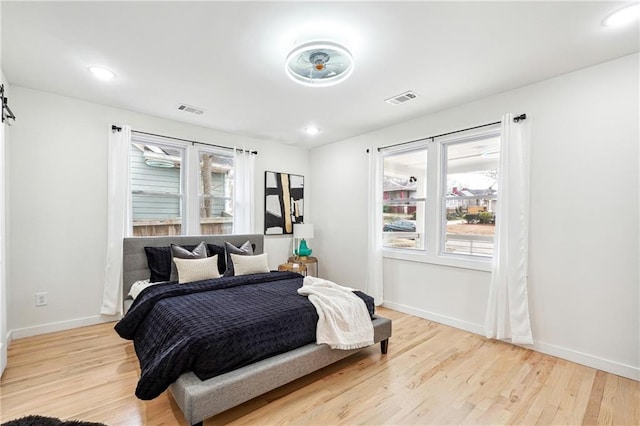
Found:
[2,1,638,148]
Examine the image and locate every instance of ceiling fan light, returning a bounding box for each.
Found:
[285,41,354,87]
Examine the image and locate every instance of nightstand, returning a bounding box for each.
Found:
[288,256,318,277]
[278,262,307,276]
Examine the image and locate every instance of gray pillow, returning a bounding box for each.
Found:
[224,240,254,276]
[170,241,208,281]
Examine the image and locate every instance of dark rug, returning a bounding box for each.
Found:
[1,415,107,426]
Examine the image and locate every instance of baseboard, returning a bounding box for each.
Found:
[382,301,485,335]
[382,301,640,382]
[532,340,640,381]
[9,314,119,340]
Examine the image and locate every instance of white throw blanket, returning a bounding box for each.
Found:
[297,276,374,350]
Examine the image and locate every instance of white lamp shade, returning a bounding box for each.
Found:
[293,223,314,239]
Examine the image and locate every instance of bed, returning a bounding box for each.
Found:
[118,233,392,426]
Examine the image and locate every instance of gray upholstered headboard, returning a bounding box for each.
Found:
[122,233,264,301]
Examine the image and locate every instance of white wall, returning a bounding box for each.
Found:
[310,53,639,380]
[6,86,309,336]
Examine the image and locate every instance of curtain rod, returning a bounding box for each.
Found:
[111,125,258,155]
[374,113,526,152]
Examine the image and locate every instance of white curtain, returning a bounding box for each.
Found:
[485,114,533,344]
[0,122,7,374]
[233,149,256,234]
[366,147,384,305]
[100,125,132,316]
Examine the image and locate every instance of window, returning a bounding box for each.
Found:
[199,150,234,235]
[441,136,499,258]
[382,148,426,249]
[129,133,237,237]
[130,141,184,236]
[381,127,501,267]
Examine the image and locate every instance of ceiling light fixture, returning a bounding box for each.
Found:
[304,126,320,136]
[602,3,640,27]
[88,66,116,81]
[285,41,354,87]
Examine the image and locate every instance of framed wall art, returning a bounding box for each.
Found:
[264,171,304,235]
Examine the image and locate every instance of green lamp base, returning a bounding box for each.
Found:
[295,239,312,258]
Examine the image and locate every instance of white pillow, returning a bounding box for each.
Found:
[230,253,270,276]
[173,255,221,284]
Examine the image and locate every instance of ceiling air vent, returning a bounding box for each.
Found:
[385,91,418,105]
[177,103,205,115]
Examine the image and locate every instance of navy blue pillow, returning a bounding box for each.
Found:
[207,244,227,275]
[144,246,174,283]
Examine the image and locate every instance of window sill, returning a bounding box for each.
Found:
[382,247,492,272]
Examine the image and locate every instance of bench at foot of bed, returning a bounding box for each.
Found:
[170,315,392,426]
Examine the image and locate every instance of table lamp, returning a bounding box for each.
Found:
[293,223,314,259]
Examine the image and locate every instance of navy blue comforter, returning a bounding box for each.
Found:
[115,271,374,400]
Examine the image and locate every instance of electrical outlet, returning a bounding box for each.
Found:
[35,292,48,306]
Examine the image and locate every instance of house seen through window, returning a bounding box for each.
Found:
[383,149,427,250]
[382,129,500,260]
[442,136,499,257]
[130,134,234,236]
[130,142,184,236]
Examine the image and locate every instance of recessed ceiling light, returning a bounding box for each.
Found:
[88,66,116,81]
[304,126,320,135]
[286,41,354,87]
[603,3,640,27]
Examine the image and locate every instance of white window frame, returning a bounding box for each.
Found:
[130,133,188,234]
[130,132,236,236]
[194,146,235,235]
[381,143,428,251]
[439,130,500,261]
[382,125,501,272]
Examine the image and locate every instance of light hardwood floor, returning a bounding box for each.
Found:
[1,307,638,425]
